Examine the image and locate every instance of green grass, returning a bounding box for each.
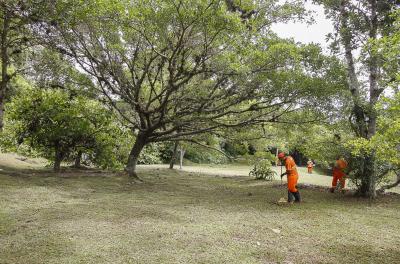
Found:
[0,164,400,264]
[146,163,339,189]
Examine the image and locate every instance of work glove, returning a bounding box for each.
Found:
[280,172,287,178]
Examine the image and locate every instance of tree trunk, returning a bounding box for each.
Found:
[340,2,368,137]
[54,147,64,172]
[339,1,378,198]
[169,141,179,169]
[360,0,379,199]
[366,0,379,139]
[74,151,82,168]
[357,153,377,198]
[0,8,10,131]
[179,147,185,169]
[125,133,147,180]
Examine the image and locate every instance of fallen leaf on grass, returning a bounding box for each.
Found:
[270,228,281,234]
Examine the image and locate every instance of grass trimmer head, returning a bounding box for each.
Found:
[277,197,287,204]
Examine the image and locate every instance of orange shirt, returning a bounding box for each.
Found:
[333,159,348,178]
[285,156,298,178]
[335,159,348,171]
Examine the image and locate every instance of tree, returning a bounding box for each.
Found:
[344,8,400,190]
[374,94,400,192]
[0,1,31,130]
[36,0,318,180]
[0,0,50,130]
[26,48,99,99]
[315,0,400,198]
[7,88,117,172]
[374,9,400,92]
[348,93,400,193]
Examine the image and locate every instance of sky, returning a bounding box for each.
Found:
[271,2,334,51]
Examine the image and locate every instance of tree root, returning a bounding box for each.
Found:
[121,170,143,184]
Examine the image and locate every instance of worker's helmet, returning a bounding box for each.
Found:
[278,152,285,159]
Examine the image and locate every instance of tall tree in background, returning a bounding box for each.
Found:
[316,0,400,198]
[359,10,400,193]
[0,1,29,130]
[0,0,46,130]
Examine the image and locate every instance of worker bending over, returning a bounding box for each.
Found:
[330,157,348,193]
[278,152,301,203]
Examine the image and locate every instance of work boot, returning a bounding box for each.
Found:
[293,191,301,203]
[287,190,294,203]
[329,187,335,193]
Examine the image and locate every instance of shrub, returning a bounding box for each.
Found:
[249,159,276,181]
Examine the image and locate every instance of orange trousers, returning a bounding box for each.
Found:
[287,175,298,192]
[307,167,313,173]
[332,169,346,189]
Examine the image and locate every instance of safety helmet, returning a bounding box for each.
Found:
[278,152,285,159]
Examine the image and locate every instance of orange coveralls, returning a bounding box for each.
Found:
[285,156,299,192]
[307,161,313,174]
[332,159,348,189]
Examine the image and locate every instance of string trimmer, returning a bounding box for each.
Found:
[277,162,287,204]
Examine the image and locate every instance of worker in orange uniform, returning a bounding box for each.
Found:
[278,152,301,203]
[307,160,314,174]
[330,157,348,193]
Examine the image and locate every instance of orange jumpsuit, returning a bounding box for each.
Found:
[307,161,313,174]
[285,156,299,192]
[332,159,348,189]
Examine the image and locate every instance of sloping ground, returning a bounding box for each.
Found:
[0,166,399,264]
[0,153,48,171]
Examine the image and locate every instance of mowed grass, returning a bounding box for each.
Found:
[0,166,400,264]
[145,164,337,188]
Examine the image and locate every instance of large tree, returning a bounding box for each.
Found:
[315,0,400,198]
[21,0,346,182]
[33,0,316,180]
[349,8,400,192]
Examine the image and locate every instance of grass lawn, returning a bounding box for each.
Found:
[143,163,337,188]
[0,158,400,263]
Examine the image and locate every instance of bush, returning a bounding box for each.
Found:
[179,143,228,164]
[347,155,392,189]
[222,141,248,157]
[249,159,276,181]
[5,88,121,171]
[138,143,163,164]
